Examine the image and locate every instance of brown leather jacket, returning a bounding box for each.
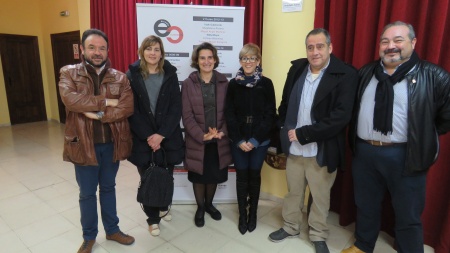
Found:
[58,61,133,166]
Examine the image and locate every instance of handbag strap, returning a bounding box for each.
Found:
[150,147,168,168]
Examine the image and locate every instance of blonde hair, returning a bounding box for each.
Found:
[239,43,261,60]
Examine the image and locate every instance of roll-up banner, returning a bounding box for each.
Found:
[136,4,245,203]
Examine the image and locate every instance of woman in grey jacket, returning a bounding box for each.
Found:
[181,42,232,227]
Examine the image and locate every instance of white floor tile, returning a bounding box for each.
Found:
[0,230,29,252]
[278,237,317,253]
[60,206,82,229]
[2,201,57,230]
[170,226,231,253]
[259,204,284,229]
[215,240,260,253]
[15,215,75,247]
[0,217,12,235]
[20,173,65,191]
[28,228,82,253]
[150,242,184,253]
[33,181,78,201]
[45,191,80,212]
[116,188,141,210]
[0,192,43,216]
[0,181,30,200]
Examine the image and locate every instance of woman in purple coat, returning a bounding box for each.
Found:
[181,42,232,227]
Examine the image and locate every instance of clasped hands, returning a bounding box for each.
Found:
[147,133,163,151]
[239,141,254,152]
[203,127,224,141]
[83,98,119,120]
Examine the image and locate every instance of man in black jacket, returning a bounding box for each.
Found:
[268,28,358,253]
[342,21,450,253]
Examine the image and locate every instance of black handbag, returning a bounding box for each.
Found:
[137,149,174,207]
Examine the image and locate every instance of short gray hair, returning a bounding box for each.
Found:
[305,28,331,46]
[381,21,416,41]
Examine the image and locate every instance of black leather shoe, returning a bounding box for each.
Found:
[312,241,330,253]
[205,205,222,220]
[268,228,299,242]
[194,208,205,227]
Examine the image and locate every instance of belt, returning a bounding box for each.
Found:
[364,139,405,146]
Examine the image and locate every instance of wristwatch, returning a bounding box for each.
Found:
[96,111,104,120]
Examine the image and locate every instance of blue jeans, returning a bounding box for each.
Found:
[352,139,426,253]
[231,143,269,171]
[75,143,120,240]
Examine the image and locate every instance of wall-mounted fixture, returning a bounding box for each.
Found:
[60,10,70,17]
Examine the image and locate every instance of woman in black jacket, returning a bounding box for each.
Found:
[225,43,276,234]
[127,35,184,237]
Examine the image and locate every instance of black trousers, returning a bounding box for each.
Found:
[352,138,426,253]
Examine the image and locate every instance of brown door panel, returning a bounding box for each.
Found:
[0,34,47,124]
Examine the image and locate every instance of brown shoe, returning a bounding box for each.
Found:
[77,240,95,253]
[341,245,366,253]
[106,231,135,245]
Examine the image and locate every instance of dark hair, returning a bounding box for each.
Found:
[138,35,165,78]
[190,42,220,70]
[381,21,416,41]
[81,29,109,49]
[305,28,331,46]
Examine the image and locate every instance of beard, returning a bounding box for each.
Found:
[84,54,107,68]
[381,48,406,64]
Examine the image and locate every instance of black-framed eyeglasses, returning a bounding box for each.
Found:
[240,57,258,63]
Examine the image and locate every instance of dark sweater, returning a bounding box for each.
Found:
[225,76,276,146]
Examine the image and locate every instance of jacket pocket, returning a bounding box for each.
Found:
[108,83,121,96]
[117,130,132,160]
[64,135,85,164]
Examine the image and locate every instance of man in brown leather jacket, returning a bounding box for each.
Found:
[58,29,134,253]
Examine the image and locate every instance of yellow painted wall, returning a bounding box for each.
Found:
[0,0,89,125]
[260,0,315,198]
[78,0,91,34]
[39,0,81,122]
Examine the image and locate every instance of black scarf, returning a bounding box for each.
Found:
[373,51,419,135]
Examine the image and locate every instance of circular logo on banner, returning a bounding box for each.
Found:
[154,19,184,44]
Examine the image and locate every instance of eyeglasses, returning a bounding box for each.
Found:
[240,57,258,63]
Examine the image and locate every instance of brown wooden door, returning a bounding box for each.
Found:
[51,31,81,123]
[0,34,47,124]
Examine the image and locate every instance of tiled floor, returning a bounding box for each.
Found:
[0,121,435,253]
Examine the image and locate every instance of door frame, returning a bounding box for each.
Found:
[51,30,81,123]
